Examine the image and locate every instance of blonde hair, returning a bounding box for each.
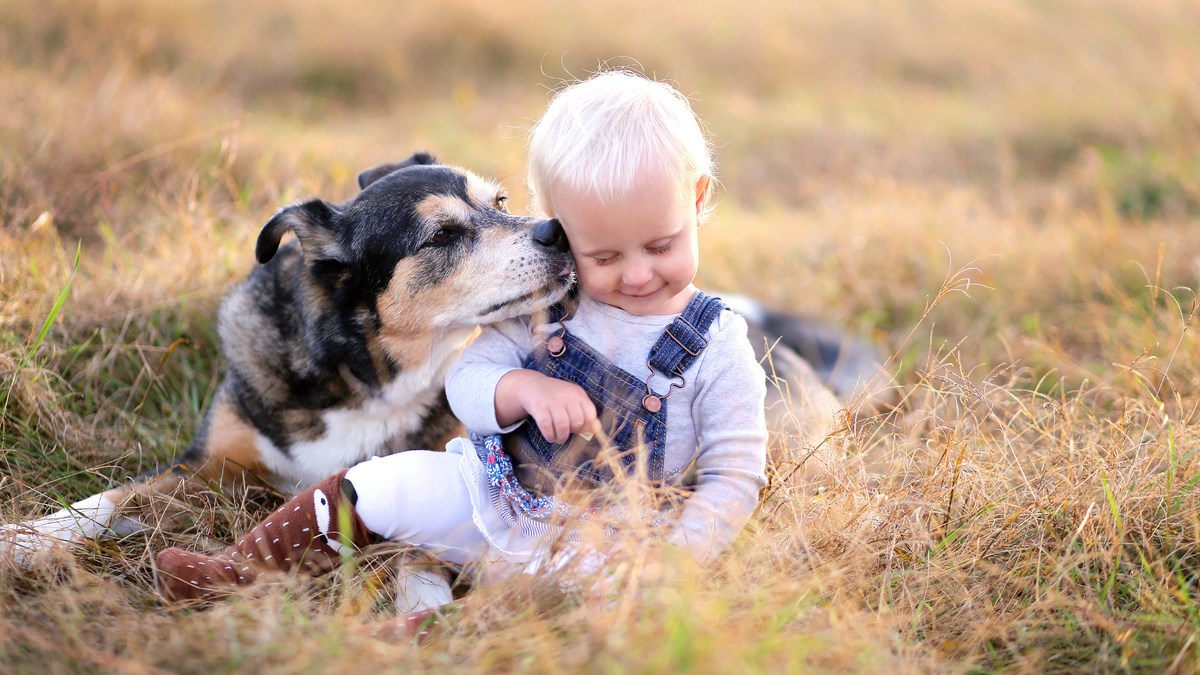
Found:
[527,70,716,221]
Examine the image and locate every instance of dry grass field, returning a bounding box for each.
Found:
[3,0,1200,672]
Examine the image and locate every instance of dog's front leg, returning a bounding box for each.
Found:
[2,385,270,568]
[0,480,165,568]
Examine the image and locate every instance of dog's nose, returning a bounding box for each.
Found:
[532,219,570,252]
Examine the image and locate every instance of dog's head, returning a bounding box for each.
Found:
[255,153,574,373]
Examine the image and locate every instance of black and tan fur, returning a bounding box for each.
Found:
[0,153,575,567]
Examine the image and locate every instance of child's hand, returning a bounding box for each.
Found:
[517,374,599,444]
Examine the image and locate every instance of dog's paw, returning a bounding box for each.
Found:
[0,495,124,569]
[0,522,71,569]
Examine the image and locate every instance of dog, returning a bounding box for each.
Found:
[1,153,573,566]
[0,154,892,585]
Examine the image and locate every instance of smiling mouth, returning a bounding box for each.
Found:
[623,288,660,299]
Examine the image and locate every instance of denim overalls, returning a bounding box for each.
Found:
[473,291,727,524]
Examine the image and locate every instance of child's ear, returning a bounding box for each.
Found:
[694,175,713,215]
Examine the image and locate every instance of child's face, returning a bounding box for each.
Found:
[550,169,705,316]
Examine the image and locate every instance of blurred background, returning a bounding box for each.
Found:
[3,0,1198,337]
[4,2,1198,265]
[6,0,1199,219]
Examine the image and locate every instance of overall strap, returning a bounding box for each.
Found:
[647,290,727,377]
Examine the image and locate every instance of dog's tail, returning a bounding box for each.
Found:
[726,294,899,414]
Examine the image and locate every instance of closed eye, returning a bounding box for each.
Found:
[648,241,673,255]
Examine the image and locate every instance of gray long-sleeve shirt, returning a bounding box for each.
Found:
[445,293,768,563]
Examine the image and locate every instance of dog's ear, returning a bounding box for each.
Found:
[257,199,345,262]
[257,199,352,287]
[356,152,439,189]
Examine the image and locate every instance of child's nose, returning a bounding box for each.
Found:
[622,262,653,287]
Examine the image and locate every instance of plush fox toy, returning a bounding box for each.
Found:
[155,470,375,601]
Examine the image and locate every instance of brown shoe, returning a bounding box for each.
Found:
[156,469,376,602]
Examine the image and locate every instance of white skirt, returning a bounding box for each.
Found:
[450,436,556,565]
[450,433,677,569]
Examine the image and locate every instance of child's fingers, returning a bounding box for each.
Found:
[562,395,591,431]
[582,399,599,430]
[548,406,572,443]
[573,402,599,434]
[586,417,602,435]
[535,407,571,444]
[531,385,598,443]
[539,412,559,443]
[531,410,556,443]
[566,402,587,434]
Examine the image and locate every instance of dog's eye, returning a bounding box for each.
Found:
[494,195,509,212]
[426,227,454,247]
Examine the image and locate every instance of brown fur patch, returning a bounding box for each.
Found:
[412,173,503,225]
[465,173,503,209]
[415,194,474,224]
[375,263,451,368]
[191,396,268,484]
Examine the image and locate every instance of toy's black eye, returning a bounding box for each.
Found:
[495,195,509,212]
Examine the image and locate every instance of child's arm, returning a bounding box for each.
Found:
[493,369,598,444]
[447,320,597,442]
[445,319,534,435]
[667,313,770,564]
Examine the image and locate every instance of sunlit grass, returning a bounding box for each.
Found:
[2,0,1200,671]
